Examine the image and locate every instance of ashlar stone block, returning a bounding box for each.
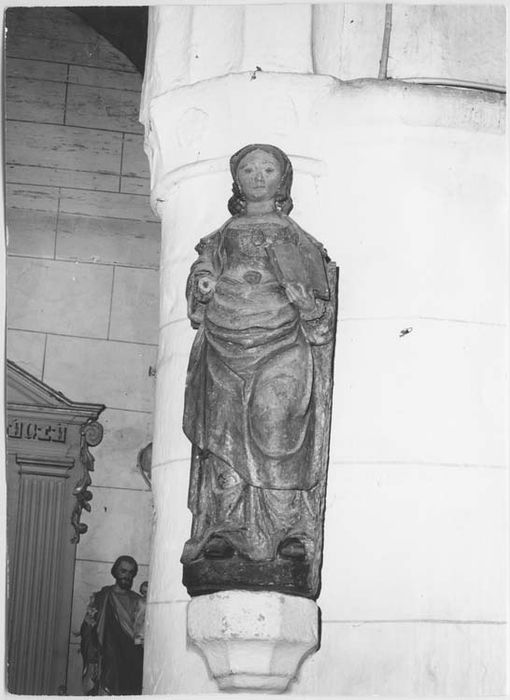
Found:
[121,134,150,179]
[6,165,119,192]
[5,121,122,174]
[6,208,57,258]
[7,258,112,338]
[6,183,59,212]
[59,188,156,222]
[66,84,143,134]
[108,266,159,344]
[6,330,46,379]
[6,77,66,123]
[68,65,142,92]
[6,57,68,82]
[56,213,160,269]
[43,335,157,412]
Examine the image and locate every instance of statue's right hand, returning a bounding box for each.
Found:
[83,607,97,626]
[195,275,216,301]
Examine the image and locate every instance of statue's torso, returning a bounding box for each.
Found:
[206,218,298,331]
[222,222,298,283]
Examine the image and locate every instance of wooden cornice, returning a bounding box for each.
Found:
[6,360,105,421]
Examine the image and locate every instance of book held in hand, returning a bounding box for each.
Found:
[267,242,329,300]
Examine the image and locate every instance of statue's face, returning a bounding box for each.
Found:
[114,560,136,590]
[236,150,282,203]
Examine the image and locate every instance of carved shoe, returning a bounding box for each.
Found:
[203,536,235,559]
[277,537,306,561]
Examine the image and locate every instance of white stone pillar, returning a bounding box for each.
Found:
[142,5,506,695]
[142,68,331,692]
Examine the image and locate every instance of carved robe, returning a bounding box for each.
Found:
[80,586,143,695]
[182,213,337,570]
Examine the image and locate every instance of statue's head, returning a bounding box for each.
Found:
[228,144,294,216]
[111,555,138,590]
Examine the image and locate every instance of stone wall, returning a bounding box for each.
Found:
[4,8,156,694]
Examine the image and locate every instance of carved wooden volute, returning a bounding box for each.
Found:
[6,360,105,695]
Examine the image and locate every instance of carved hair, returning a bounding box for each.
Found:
[228,143,294,216]
[111,555,138,578]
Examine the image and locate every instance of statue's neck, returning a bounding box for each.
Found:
[245,200,277,216]
[233,210,285,227]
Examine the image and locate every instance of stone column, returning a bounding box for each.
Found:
[142,4,506,695]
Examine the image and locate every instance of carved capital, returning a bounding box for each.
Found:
[187,591,319,692]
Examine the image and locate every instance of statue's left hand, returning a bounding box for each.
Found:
[284,282,316,314]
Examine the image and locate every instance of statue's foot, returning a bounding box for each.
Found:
[203,536,235,559]
[277,537,306,561]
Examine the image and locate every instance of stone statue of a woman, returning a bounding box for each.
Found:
[181,144,337,599]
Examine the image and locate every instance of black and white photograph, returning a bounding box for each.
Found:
[2,2,508,696]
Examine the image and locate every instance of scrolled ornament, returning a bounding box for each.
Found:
[70,419,103,544]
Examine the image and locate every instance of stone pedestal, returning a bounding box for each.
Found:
[187,591,318,693]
